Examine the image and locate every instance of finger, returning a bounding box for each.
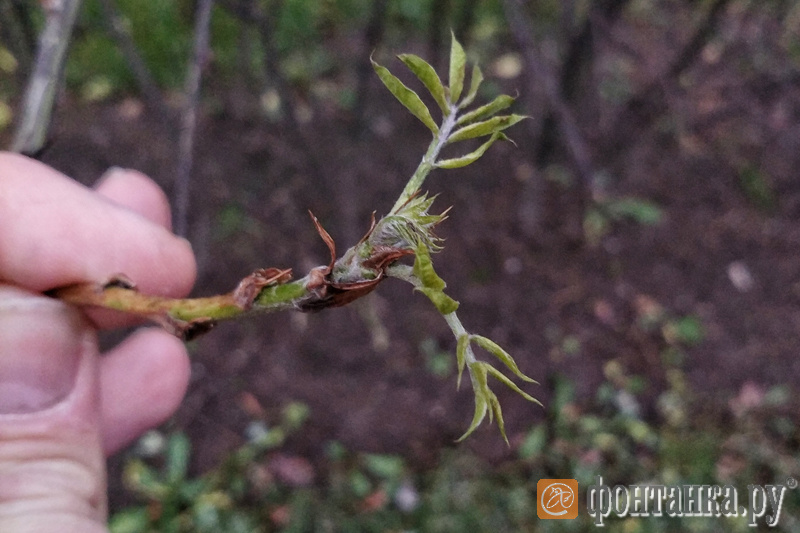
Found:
[0,152,196,300]
[93,167,173,230]
[87,168,177,329]
[99,328,191,455]
[0,286,107,532]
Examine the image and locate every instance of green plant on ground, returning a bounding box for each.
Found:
[109,299,799,532]
[110,402,311,533]
[54,34,537,442]
[583,195,663,245]
[111,370,800,531]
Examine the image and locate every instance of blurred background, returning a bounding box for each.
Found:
[2,0,800,530]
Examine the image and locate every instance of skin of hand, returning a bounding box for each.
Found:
[0,152,197,532]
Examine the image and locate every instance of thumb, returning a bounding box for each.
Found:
[0,286,107,533]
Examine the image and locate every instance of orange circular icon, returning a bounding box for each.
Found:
[537,479,579,519]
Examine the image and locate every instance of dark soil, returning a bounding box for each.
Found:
[9,5,800,510]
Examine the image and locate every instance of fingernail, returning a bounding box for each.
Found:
[0,289,86,414]
[95,166,128,187]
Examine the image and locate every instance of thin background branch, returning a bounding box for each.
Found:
[174,0,215,238]
[96,0,173,129]
[11,0,83,155]
[216,0,323,179]
[604,0,732,157]
[502,0,596,205]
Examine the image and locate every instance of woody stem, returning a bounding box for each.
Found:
[390,103,459,213]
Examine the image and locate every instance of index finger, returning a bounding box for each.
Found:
[0,152,196,298]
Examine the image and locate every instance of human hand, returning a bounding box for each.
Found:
[0,152,196,532]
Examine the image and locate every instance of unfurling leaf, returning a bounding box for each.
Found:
[456,94,515,126]
[447,331,540,443]
[456,391,488,442]
[412,245,460,314]
[489,392,507,444]
[456,334,470,389]
[436,132,507,169]
[412,244,446,291]
[372,57,439,134]
[459,64,484,109]
[484,365,542,405]
[417,286,460,314]
[448,31,466,102]
[456,361,510,443]
[456,362,491,442]
[399,53,449,115]
[449,114,527,143]
[472,334,538,383]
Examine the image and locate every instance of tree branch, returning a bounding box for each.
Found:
[502,0,596,214]
[174,0,215,238]
[604,0,732,157]
[96,0,173,128]
[11,0,83,155]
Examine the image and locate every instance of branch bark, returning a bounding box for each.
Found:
[604,0,732,158]
[216,0,324,180]
[502,0,596,219]
[535,0,630,171]
[96,0,173,128]
[11,0,83,155]
[174,0,215,238]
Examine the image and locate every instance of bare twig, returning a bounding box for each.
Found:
[217,0,324,181]
[604,0,732,157]
[558,0,630,106]
[11,0,83,155]
[667,0,732,80]
[502,0,595,201]
[174,0,215,238]
[535,0,630,170]
[216,0,302,129]
[96,0,173,128]
[350,0,388,140]
[334,0,388,244]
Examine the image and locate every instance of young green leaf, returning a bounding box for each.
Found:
[412,244,459,314]
[399,53,449,115]
[488,393,508,444]
[472,334,538,383]
[456,392,488,442]
[484,364,542,405]
[166,432,191,483]
[456,94,516,126]
[605,197,664,225]
[456,362,490,441]
[436,132,507,169]
[448,32,466,103]
[417,287,460,314]
[124,460,167,497]
[372,57,439,134]
[412,244,446,291]
[458,64,484,109]
[448,114,527,143]
[456,334,470,389]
